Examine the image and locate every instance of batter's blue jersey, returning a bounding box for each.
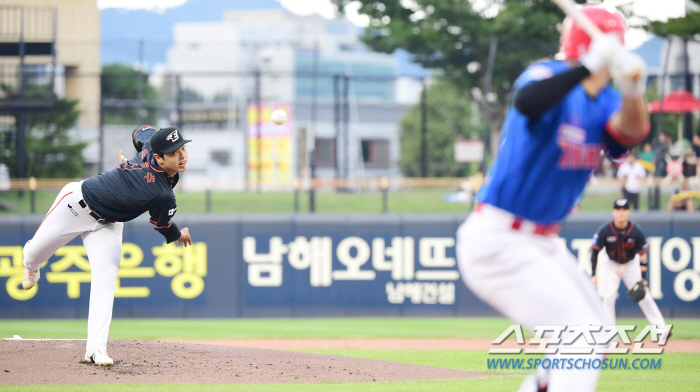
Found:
[478,60,627,224]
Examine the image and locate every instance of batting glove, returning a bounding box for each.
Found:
[579,33,622,74]
[610,50,648,98]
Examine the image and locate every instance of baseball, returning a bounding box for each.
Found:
[271,109,288,125]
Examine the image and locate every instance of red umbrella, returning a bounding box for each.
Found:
[648,89,700,113]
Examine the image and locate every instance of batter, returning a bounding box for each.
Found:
[456,6,649,392]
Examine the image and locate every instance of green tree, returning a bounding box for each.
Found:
[330,0,583,172]
[399,80,482,177]
[102,63,160,124]
[637,0,700,142]
[0,84,86,178]
[644,83,680,144]
[331,0,580,122]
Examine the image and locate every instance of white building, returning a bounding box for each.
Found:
[165,9,423,191]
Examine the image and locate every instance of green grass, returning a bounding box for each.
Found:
[299,350,700,392]
[0,190,674,215]
[0,317,515,340]
[578,192,672,212]
[1,317,698,340]
[1,317,698,391]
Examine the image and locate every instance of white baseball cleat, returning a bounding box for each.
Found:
[22,268,40,290]
[85,349,114,366]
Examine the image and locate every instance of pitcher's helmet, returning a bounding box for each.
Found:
[560,5,626,60]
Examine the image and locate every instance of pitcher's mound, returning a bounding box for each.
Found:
[0,339,487,385]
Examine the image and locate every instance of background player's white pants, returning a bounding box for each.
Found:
[457,205,610,392]
[23,181,123,358]
[599,254,665,328]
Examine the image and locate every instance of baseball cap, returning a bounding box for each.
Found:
[613,198,630,209]
[150,127,191,154]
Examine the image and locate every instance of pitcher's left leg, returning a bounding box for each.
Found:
[82,222,123,362]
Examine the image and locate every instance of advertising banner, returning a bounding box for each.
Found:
[0,213,698,318]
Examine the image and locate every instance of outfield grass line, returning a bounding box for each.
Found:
[1,317,698,340]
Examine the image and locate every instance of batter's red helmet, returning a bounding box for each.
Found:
[560,5,626,60]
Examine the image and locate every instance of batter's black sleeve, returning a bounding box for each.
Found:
[590,224,607,276]
[149,193,181,243]
[514,65,591,122]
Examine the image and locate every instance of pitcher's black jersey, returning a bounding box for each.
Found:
[81,126,181,243]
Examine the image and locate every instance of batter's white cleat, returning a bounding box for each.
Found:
[85,349,114,366]
[22,268,40,290]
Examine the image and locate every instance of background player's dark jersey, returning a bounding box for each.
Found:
[81,126,181,242]
[591,221,648,264]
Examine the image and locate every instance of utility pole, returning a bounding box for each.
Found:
[479,37,498,174]
[309,41,319,212]
[420,79,427,177]
[343,75,350,180]
[255,70,262,192]
[136,39,144,125]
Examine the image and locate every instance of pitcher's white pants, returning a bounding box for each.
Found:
[23,181,123,358]
[599,253,665,328]
[457,205,610,392]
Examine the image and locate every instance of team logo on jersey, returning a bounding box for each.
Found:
[606,236,617,242]
[558,124,586,144]
[522,64,553,82]
[144,172,155,183]
[166,130,179,142]
[168,207,177,216]
[556,124,602,169]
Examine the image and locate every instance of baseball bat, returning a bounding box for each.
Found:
[551,0,602,39]
[550,0,640,80]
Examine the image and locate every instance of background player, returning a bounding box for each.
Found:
[21,126,192,366]
[456,5,649,392]
[590,198,669,334]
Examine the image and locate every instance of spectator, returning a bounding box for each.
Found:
[654,131,672,177]
[639,142,655,164]
[599,156,616,178]
[682,148,697,178]
[617,152,647,210]
[695,131,700,177]
[668,178,695,211]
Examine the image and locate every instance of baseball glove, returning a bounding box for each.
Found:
[628,280,647,303]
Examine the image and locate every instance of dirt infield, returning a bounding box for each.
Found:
[2,338,697,385]
[0,339,486,385]
[172,338,700,353]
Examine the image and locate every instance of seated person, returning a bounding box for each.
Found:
[682,148,697,178]
[668,179,695,211]
[638,142,656,173]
